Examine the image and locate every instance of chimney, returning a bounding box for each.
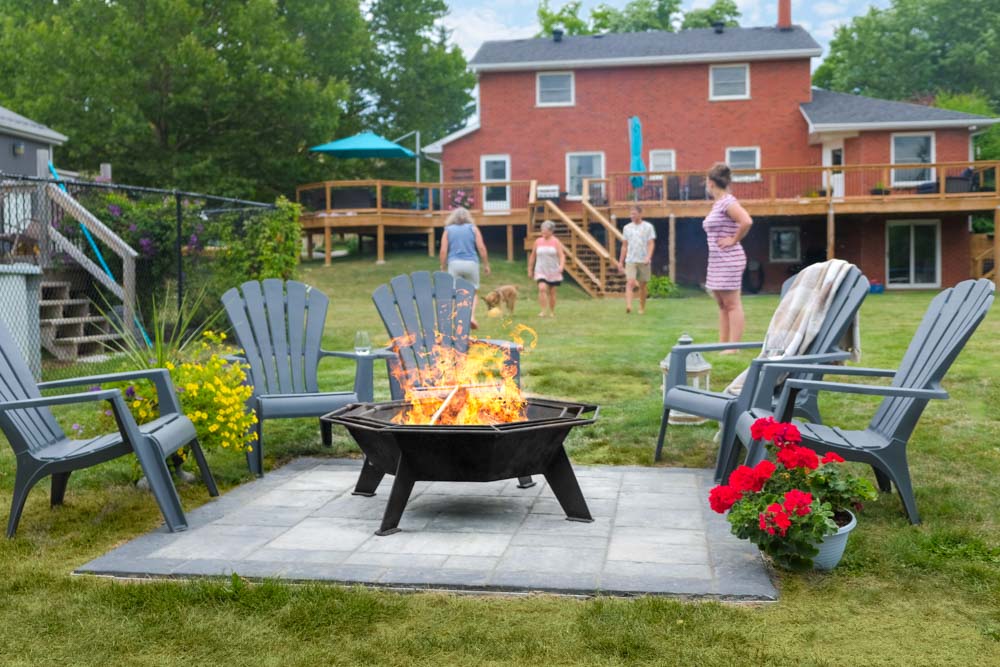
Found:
[712,21,725,34]
[552,28,564,43]
[777,0,792,30]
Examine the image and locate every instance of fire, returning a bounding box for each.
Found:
[389,330,534,426]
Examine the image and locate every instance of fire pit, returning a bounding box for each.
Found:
[323,396,598,535]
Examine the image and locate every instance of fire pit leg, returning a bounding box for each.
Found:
[516,476,536,489]
[352,457,386,497]
[543,448,594,523]
[375,458,416,536]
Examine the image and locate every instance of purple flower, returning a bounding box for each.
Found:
[139,237,156,257]
[89,385,101,392]
[128,224,138,232]
[188,234,200,249]
[108,204,122,218]
[104,410,112,417]
[71,423,82,432]
[125,385,136,399]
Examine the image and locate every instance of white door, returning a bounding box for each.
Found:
[822,140,845,197]
[481,155,510,213]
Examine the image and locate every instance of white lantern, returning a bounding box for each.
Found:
[660,333,711,425]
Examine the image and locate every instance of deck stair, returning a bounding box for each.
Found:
[39,279,123,361]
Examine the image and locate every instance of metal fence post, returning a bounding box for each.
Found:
[175,191,183,311]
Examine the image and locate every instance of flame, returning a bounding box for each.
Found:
[389,328,536,426]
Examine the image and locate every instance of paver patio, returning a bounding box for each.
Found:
[76,457,776,599]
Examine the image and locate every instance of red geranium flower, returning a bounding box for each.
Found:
[782,489,813,516]
[770,422,802,446]
[728,460,775,493]
[822,452,845,464]
[753,459,776,480]
[777,444,820,471]
[758,502,793,536]
[709,485,743,514]
[750,416,777,441]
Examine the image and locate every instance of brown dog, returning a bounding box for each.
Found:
[483,285,519,315]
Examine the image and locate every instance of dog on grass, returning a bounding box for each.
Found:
[483,284,519,316]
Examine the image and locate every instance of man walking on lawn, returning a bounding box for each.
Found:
[617,204,656,314]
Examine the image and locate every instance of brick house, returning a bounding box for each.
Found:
[423,0,1000,292]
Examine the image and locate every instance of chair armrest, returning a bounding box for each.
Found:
[320,349,393,402]
[471,338,522,352]
[755,362,897,408]
[321,349,396,360]
[0,388,121,412]
[749,351,851,370]
[666,341,763,391]
[37,368,182,413]
[777,379,946,422]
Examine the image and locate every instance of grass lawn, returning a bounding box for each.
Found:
[2,250,999,666]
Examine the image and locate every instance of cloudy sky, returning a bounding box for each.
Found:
[441,0,892,61]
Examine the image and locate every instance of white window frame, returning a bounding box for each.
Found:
[536,71,575,107]
[565,151,605,201]
[648,149,676,180]
[726,146,761,182]
[480,154,511,214]
[890,132,936,187]
[885,219,941,289]
[769,226,801,263]
[709,63,750,101]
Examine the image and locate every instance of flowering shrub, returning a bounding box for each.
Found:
[449,189,474,210]
[97,330,256,455]
[709,417,876,571]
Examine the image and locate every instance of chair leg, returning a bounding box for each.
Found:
[247,421,264,477]
[872,467,892,493]
[131,438,189,532]
[50,471,71,507]
[8,464,45,538]
[188,438,219,497]
[516,476,535,489]
[320,419,333,447]
[879,451,920,524]
[713,412,738,483]
[654,408,670,462]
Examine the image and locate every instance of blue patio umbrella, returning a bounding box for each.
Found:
[628,116,646,190]
[309,131,416,159]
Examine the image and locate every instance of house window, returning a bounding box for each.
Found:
[769,227,801,263]
[565,152,604,199]
[726,146,760,182]
[886,220,940,288]
[891,132,935,186]
[710,64,749,100]
[649,150,675,173]
[537,72,574,107]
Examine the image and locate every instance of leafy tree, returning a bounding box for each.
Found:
[680,0,740,30]
[591,0,681,33]
[537,0,593,36]
[813,0,1000,106]
[935,92,1000,160]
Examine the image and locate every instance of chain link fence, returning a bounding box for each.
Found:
[0,172,275,380]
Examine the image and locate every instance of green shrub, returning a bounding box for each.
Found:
[219,196,301,281]
[647,274,680,298]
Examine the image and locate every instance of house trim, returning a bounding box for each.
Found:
[424,123,480,154]
[470,48,823,73]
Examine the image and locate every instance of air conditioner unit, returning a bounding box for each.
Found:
[536,185,560,200]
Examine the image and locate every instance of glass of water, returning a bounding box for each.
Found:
[354,330,371,355]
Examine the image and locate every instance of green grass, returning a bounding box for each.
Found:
[2,251,1000,666]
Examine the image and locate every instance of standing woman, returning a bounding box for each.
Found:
[703,162,753,350]
[528,220,566,317]
[440,207,490,328]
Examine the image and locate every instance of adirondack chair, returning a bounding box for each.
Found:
[655,265,869,484]
[366,271,533,489]
[222,279,387,476]
[735,279,994,524]
[0,319,217,537]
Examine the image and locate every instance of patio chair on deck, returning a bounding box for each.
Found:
[735,279,994,524]
[655,265,869,483]
[222,279,387,476]
[0,319,217,537]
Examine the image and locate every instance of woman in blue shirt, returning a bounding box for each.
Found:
[439,207,491,328]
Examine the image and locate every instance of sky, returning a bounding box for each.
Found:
[441,0,893,61]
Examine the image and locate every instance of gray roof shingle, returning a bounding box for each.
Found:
[801,89,996,129]
[470,25,821,70]
[0,104,68,144]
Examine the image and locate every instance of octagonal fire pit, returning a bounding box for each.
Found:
[323,396,598,535]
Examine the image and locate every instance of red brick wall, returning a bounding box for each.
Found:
[443,59,819,186]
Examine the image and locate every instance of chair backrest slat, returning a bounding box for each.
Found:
[263,279,294,394]
[285,281,308,392]
[411,271,439,353]
[871,279,994,439]
[242,281,280,394]
[0,320,64,454]
[433,272,456,347]
[303,285,328,393]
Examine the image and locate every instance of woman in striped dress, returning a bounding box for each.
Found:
[702,162,753,351]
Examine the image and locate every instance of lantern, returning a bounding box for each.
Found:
[659,333,711,425]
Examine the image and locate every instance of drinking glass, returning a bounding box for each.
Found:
[354,330,371,355]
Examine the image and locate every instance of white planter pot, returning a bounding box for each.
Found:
[813,510,857,571]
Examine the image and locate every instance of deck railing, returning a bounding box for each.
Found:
[586,161,1000,209]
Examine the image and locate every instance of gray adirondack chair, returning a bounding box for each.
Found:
[364,271,533,489]
[0,319,217,537]
[222,279,385,476]
[656,266,869,483]
[736,279,995,524]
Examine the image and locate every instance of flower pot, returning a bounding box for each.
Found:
[812,510,856,570]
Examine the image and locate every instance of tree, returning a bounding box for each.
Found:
[591,0,681,33]
[813,0,1000,106]
[537,0,593,36]
[680,0,740,30]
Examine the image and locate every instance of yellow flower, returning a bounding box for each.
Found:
[166,362,175,371]
[208,424,219,433]
[132,400,142,409]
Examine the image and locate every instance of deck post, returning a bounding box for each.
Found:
[506,224,514,261]
[668,214,676,282]
[826,204,836,260]
[324,226,332,267]
[994,207,1000,290]
[306,233,314,260]
[428,228,435,257]
[376,224,385,264]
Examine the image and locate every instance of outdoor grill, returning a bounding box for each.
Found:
[323,397,598,535]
